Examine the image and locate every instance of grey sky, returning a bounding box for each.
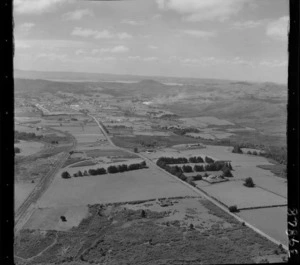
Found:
[14,0,289,83]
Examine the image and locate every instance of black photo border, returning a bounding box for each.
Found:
[0,0,299,264]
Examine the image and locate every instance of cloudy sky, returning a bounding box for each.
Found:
[14,0,289,83]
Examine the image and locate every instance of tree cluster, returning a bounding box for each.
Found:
[189,156,204,163]
[232,145,243,154]
[61,171,71,179]
[205,156,215,163]
[14,147,21,154]
[182,165,193,173]
[156,161,187,181]
[229,205,238,212]
[244,177,255,187]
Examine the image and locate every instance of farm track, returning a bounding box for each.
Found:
[14,132,77,234]
[88,113,288,250]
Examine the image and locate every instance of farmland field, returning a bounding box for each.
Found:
[196,180,287,209]
[14,140,44,156]
[15,197,286,264]
[237,207,288,246]
[36,167,198,208]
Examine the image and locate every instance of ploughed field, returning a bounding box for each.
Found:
[14,198,287,264]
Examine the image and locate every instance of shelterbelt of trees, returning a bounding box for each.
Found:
[15,131,43,142]
[61,161,147,179]
[232,144,286,165]
[156,156,233,187]
[156,156,216,164]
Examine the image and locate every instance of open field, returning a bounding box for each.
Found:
[15,141,44,156]
[83,148,138,158]
[237,207,288,246]
[196,180,287,209]
[15,197,287,264]
[36,167,197,208]
[53,125,106,144]
[24,205,89,231]
[15,182,36,210]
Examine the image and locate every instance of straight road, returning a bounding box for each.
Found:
[89,113,288,250]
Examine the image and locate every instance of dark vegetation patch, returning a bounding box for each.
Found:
[256,163,286,179]
[15,201,285,265]
[15,230,57,259]
[15,131,43,141]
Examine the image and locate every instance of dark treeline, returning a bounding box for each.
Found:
[232,144,286,165]
[61,161,147,178]
[15,131,43,141]
[157,156,214,165]
[157,157,233,177]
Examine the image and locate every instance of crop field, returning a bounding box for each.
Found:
[196,180,287,209]
[83,148,138,159]
[36,167,197,208]
[15,197,286,264]
[14,141,44,156]
[237,207,288,246]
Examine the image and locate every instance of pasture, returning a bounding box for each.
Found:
[196,180,287,209]
[15,140,44,156]
[36,167,197,208]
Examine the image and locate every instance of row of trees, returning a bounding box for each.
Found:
[156,158,233,179]
[15,131,43,141]
[189,156,204,163]
[157,157,232,173]
[156,156,215,165]
[172,127,200,136]
[61,161,147,179]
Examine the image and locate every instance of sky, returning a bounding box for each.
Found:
[14,0,289,84]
